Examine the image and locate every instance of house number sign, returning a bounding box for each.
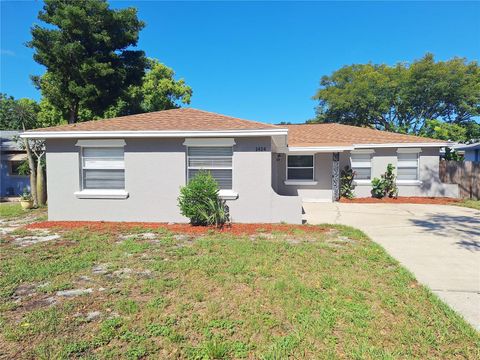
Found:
[255,146,267,152]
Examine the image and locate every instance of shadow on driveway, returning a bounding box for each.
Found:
[410,213,480,252]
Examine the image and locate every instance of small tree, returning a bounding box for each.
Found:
[371,164,398,199]
[178,171,229,227]
[340,166,356,199]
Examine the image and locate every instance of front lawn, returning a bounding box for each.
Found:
[0,202,47,219]
[0,215,478,358]
[455,199,480,211]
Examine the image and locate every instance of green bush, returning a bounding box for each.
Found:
[178,171,230,227]
[340,166,356,199]
[371,164,398,199]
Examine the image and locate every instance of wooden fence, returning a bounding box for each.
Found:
[439,160,480,200]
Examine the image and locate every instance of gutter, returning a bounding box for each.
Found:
[20,128,289,139]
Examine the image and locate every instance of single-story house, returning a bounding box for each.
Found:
[22,108,458,224]
[1,130,30,197]
[454,143,480,162]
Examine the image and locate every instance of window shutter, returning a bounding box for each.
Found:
[81,147,125,190]
[187,146,233,190]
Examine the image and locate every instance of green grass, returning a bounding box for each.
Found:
[455,199,480,210]
[0,202,47,220]
[0,202,26,218]
[0,222,478,359]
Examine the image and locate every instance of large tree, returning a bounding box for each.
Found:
[103,59,193,118]
[28,0,147,123]
[312,54,480,140]
[0,94,47,206]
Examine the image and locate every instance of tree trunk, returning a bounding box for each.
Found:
[36,160,47,206]
[24,139,38,207]
[68,102,79,124]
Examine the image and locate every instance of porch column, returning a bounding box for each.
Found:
[332,152,340,201]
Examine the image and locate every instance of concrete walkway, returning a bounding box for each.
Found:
[303,202,480,330]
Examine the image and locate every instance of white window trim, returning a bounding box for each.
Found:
[218,189,238,200]
[396,148,421,182]
[350,149,374,181]
[74,189,129,199]
[76,141,128,199]
[353,180,372,186]
[186,142,235,193]
[396,148,422,154]
[76,139,126,147]
[183,138,236,147]
[285,154,315,184]
[396,180,423,186]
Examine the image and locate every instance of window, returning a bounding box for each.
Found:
[81,147,125,190]
[397,152,419,180]
[287,155,314,180]
[9,161,25,176]
[351,152,372,180]
[187,146,233,189]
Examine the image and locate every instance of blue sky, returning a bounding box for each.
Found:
[1,1,479,124]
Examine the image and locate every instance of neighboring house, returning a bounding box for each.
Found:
[0,130,30,197]
[454,143,480,162]
[22,108,458,224]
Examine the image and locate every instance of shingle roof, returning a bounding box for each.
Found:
[1,130,23,151]
[29,108,280,132]
[25,108,446,147]
[285,123,444,147]
[454,142,480,151]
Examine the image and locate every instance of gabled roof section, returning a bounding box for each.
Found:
[27,108,280,133]
[285,123,449,148]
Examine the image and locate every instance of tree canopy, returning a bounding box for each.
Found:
[0,94,40,130]
[312,54,480,141]
[28,0,147,123]
[103,59,192,118]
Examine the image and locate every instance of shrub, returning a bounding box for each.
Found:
[340,166,356,199]
[371,164,398,199]
[20,188,32,201]
[178,171,230,227]
[371,178,386,198]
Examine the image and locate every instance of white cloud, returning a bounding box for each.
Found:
[0,49,15,56]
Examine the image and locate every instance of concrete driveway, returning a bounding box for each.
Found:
[303,202,480,330]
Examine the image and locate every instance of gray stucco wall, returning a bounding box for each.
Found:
[271,147,458,201]
[339,147,459,198]
[45,137,302,224]
[272,153,333,201]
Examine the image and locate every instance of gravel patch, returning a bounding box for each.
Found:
[56,288,93,297]
[14,234,60,247]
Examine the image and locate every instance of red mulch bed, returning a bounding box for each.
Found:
[339,196,460,205]
[26,221,329,236]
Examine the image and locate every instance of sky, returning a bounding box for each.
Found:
[1,1,479,124]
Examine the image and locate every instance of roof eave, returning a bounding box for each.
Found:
[353,142,453,148]
[21,128,288,139]
[287,141,452,152]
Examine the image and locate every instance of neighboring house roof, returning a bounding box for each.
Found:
[285,123,448,149]
[454,142,480,151]
[27,108,280,133]
[0,130,23,151]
